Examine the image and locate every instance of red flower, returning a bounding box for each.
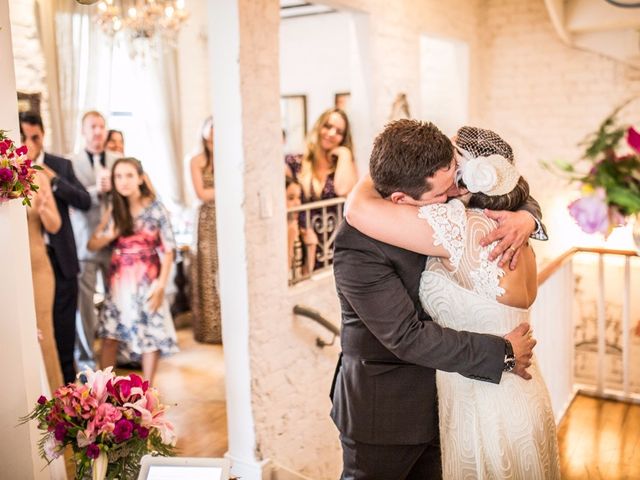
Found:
[113,418,134,443]
[15,145,28,156]
[0,140,10,155]
[627,126,640,154]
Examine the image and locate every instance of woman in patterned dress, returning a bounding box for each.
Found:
[89,157,178,384]
[189,117,222,344]
[285,108,358,271]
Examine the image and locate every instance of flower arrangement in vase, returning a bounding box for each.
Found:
[0,130,40,206]
[543,101,640,238]
[20,368,176,480]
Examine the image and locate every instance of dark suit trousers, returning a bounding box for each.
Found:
[340,434,442,480]
[47,247,78,384]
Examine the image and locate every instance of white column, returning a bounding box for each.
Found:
[208,1,283,479]
[0,1,48,478]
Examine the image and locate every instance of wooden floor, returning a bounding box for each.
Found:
[558,394,640,480]
[150,328,228,457]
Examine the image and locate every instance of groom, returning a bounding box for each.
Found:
[330,120,546,479]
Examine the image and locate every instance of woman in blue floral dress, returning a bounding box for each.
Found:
[88,157,178,384]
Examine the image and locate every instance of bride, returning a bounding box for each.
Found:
[346,126,560,479]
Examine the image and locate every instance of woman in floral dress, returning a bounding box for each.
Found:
[89,157,178,384]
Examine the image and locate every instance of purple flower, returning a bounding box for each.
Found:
[568,191,609,235]
[113,418,133,443]
[37,395,47,405]
[0,168,13,182]
[54,423,67,442]
[86,443,101,459]
[136,425,149,439]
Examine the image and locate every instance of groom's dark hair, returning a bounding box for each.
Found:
[369,119,453,199]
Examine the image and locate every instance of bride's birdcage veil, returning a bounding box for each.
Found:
[455,126,514,163]
[454,126,521,197]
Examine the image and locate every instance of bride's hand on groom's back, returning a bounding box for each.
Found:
[504,322,536,380]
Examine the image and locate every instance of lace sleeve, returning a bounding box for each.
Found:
[417,199,466,269]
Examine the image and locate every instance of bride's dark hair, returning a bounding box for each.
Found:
[455,126,529,212]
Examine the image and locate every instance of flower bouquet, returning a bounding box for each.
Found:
[543,102,640,237]
[0,130,40,206]
[20,368,176,480]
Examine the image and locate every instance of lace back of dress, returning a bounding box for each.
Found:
[422,202,505,301]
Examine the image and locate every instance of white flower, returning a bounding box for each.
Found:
[92,451,108,480]
[43,436,63,461]
[461,157,498,193]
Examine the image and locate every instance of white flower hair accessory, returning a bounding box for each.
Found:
[456,148,520,196]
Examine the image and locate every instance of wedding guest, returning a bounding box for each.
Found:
[105,129,125,155]
[285,108,357,270]
[189,117,222,344]
[70,111,118,371]
[26,170,65,392]
[20,111,91,384]
[88,157,178,385]
[286,176,317,278]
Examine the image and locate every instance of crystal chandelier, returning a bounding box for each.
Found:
[94,0,189,55]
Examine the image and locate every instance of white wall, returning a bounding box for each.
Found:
[0,2,48,477]
[420,34,470,136]
[475,0,640,263]
[279,12,351,141]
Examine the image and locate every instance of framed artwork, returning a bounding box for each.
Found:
[334,92,350,113]
[17,91,41,114]
[281,94,307,154]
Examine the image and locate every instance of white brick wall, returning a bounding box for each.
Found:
[9,0,51,146]
[476,0,640,262]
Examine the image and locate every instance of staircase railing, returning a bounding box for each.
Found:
[534,247,640,411]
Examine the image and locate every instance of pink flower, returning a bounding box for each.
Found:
[107,373,149,404]
[568,189,610,235]
[627,126,640,154]
[93,403,123,434]
[84,367,115,404]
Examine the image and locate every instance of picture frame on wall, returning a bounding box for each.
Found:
[334,92,350,113]
[281,94,307,155]
[17,91,41,114]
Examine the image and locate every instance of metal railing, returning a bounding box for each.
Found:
[288,197,345,285]
[292,304,340,348]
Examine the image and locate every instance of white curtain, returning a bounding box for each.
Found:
[35,1,184,203]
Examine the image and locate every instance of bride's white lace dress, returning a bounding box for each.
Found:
[418,199,560,479]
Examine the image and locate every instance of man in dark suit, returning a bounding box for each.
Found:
[20,112,91,384]
[331,120,544,479]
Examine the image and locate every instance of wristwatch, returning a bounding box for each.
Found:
[503,339,516,372]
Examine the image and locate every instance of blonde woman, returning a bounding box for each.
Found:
[285,108,357,270]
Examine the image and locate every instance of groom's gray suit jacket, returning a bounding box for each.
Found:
[330,221,508,446]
